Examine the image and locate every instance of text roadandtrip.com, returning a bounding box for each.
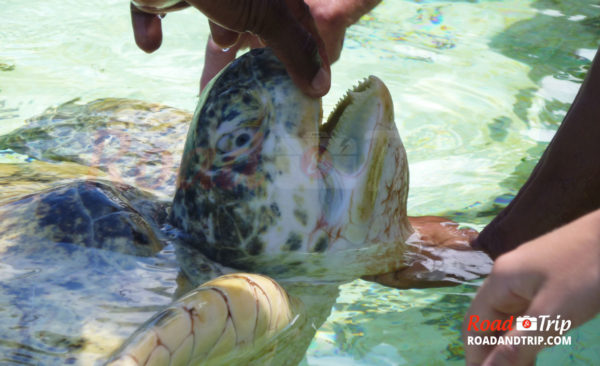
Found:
[465,314,572,347]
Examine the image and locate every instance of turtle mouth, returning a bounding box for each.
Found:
[320,77,373,148]
[318,76,385,174]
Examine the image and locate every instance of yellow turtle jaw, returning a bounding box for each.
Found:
[306,75,414,278]
[318,76,412,241]
[320,76,393,172]
[320,76,377,149]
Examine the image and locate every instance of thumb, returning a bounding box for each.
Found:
[260,0,330,97]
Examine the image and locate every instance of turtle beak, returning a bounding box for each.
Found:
[318,76,406,243]
[320,76,390,176]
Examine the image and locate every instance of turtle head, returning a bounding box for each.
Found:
[172,48,413,281]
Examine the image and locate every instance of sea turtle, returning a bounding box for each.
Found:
[0,48,491,365]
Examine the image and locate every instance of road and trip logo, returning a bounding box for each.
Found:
[465,315,572,346]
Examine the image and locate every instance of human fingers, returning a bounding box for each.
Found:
[362,217,489,289]
[131,3,164,53]
[408,216,478,249]
[277,0,331,96]
[209,21,241,49]
[481,285,598,366]
[478,277,565,366]
[186,0,330,97]
[201,31,266,91]
[200,36,239,91]
[478,220,600,365]
[462,253,540,365]
[130,1,190,52]
[303,0,346,63]
[479,309,547,365]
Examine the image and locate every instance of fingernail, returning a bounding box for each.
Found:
[311,67,329,94]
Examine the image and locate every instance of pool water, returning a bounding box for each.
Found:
[1,0,600,365]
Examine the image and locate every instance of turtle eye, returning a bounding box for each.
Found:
[216,127,257,155]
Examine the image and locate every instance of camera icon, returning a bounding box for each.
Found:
[516,316,538,331]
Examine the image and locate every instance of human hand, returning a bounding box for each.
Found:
[130,0,331,97]
[463,209,600,366]
[408,216,478,249]
[364,216,491,289]
[199,0,353,91]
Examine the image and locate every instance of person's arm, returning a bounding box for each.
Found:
[130,0,331,97]
[463,208,600,366]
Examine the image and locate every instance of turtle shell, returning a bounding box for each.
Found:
[0,100,224,364]
[0,98,191,197]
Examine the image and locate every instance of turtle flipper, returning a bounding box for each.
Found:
[106,273,302,366]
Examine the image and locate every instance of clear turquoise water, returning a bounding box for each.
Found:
[1,0,600,364]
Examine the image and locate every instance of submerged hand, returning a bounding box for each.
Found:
[130,0,331,97]
[463,209,600,366]
[364,216,488,289]
[408,216,478,249]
